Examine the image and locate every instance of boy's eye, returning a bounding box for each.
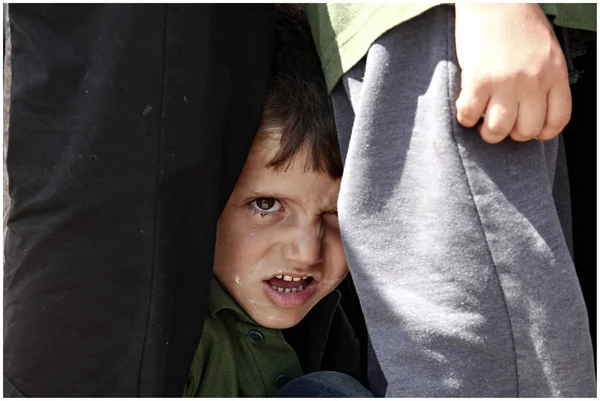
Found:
[251,198,282,213]
[257,198,275,210]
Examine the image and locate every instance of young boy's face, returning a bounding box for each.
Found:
[213,134,347,329]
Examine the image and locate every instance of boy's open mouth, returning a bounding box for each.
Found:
[266,274,314,293]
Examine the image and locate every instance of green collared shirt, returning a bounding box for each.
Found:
[184,277,363,397]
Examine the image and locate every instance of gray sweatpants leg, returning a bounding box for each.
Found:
[331,5,595,397]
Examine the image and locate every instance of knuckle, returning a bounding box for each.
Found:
[486,122,511,137]
[463,71,490,88]
[481,131,504,144]
[486,73,514,90]
[548,112,572,130]
[537,130,560,141]
[458,104,480,120]
[517,69,544,90]
[549,51,569,73]
[552,64,569,82]
[515,125,542,138]
[510,134,529,142]
[510,131,534,142]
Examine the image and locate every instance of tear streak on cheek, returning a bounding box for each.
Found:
[253,261,262,275]
[248,298,272,308]
[229,267,242,300]
[247,298,274,316]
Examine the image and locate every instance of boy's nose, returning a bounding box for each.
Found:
[282,221,324,266]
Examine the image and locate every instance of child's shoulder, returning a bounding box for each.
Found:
[200,277,247,344]
[184,293,238,397]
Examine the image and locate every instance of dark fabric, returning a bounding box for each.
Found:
[552,25,596,359]
[3,376,25,398]
[286,276,367,384]
[561,31,597,357]
[4,4,273,397]
[323,274,369,384]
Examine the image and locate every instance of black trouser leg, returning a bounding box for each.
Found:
[4,4,273,396]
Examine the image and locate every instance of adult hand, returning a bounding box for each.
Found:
[454,3,571,144]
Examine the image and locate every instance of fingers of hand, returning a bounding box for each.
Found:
[510,96,547,142]
[537,80,572,141]
[456,84,489,128]
[479,95,518,144]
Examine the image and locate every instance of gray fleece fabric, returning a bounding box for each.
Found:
[331,5,596,397]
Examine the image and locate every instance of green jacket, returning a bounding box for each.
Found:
[306,3,597,93]
[183,277,365,397]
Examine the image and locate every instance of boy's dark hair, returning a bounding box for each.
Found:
[260,4,343,179]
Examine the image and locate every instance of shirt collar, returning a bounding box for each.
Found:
[208,276,255,323]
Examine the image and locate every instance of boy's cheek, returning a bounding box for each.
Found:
[325,241,349,272]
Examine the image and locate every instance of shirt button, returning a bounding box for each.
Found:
[275,374,291,389]
[247,330,264,344]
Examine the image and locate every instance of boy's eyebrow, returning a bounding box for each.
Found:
[243,188,290,199]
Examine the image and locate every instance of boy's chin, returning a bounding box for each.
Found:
[251,311,304,330]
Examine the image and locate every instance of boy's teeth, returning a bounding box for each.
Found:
[276,274,308,282]
[270,284,306,293]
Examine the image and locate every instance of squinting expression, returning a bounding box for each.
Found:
[213,136,348,329]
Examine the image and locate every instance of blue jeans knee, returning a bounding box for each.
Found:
[274,371,373,398]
